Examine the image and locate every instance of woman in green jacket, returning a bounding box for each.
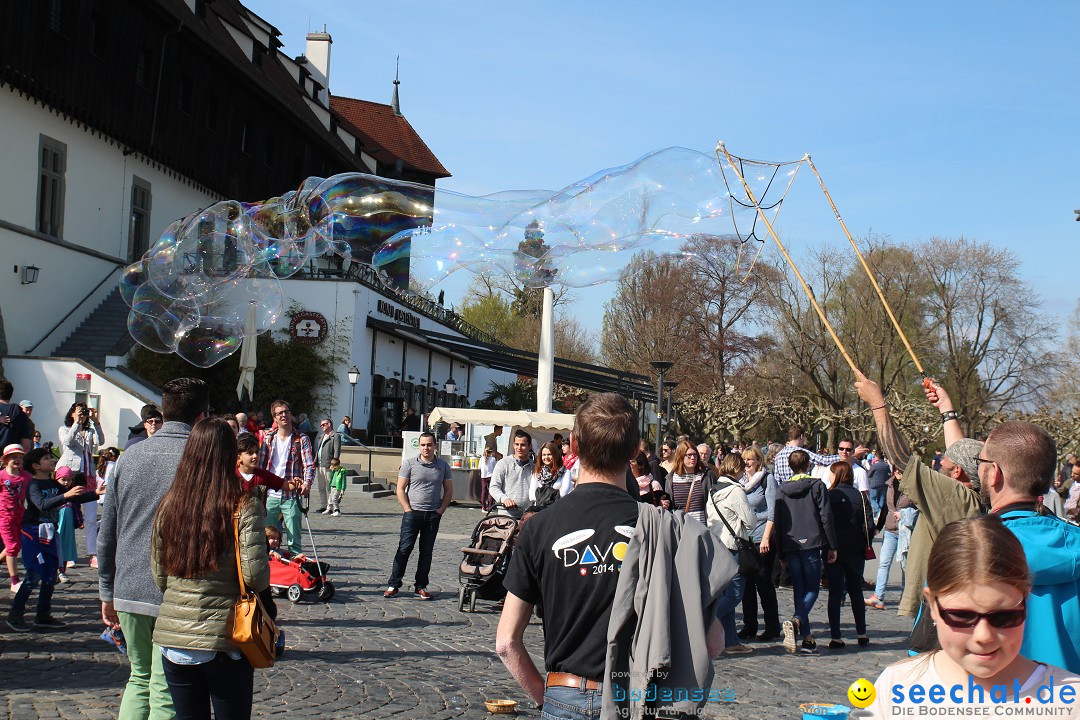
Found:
[152,418,270,720]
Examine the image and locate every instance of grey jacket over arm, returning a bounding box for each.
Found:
[602,504,736,720]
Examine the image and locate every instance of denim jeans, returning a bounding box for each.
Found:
[714,549,744,646]
[868,487,887,519]
[825,554,867,640]
[542,685,603,720]
[388,510,442,590]
[162,652,253,720]
[786,548,823,638]
[874,529,900,601]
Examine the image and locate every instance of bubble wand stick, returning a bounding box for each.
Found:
[804,156,926,377]
[716,141,858,374]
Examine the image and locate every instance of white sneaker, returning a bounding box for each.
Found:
[57,573,69,584]
[320,508,331,515]
[331,511,340,516]
[10,578,22,594]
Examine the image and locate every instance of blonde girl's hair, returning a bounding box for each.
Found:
[926,515,1031,599]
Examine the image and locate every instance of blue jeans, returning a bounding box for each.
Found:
[874,529,900,601]
[786,548,823,638]
[869,487,887,519]
[10,527,58,619]
[388,510,442,590]
[542,685,603,720]
[714,549,744,646]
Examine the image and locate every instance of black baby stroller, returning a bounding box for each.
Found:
[458,511,519,613]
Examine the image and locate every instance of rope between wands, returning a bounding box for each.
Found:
[716,142,858,374]
[804,156,925,376]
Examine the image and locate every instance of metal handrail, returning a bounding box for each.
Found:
[26,266,122,355]
[340,262,500,345]
[344,434,375,488]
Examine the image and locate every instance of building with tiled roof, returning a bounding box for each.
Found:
[332,95,450,182]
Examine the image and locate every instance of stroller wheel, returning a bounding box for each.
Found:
[469,588,477,613]
[287,584,303,603]
[458,586,467,612]
[318,582,335,601]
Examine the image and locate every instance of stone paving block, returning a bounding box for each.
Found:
[0,497,916,718]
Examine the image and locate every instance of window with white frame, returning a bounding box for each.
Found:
[37,135,66,238]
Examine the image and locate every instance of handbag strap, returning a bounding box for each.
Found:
[709,479,743,541]
[683,475,698,514]
[233,502,247,596]
[860,492,873,547]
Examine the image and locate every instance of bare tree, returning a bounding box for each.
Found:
[920,237,1059,430]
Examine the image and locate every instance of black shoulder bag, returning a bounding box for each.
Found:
[709,481,758,575]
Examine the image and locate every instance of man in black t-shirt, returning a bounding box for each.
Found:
[497,394,718,718]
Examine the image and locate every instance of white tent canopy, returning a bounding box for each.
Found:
[427,407,574,432]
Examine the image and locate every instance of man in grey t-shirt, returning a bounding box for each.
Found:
[384,431,453,600]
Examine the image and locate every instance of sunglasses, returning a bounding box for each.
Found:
[934,598,1025,629]
[838,447,854,453]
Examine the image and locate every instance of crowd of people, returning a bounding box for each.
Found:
[4,365,1080,719]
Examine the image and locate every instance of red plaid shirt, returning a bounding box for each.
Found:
[258,430,315,499]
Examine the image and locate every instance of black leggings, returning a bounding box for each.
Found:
[740,541,780,634]
[826,554,867,640]
[162,652,254,720]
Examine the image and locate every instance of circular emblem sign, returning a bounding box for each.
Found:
[289,311,328,345]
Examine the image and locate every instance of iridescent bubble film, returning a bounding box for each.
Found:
[128,146,786,366]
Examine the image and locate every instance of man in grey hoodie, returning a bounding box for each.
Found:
[98,378,209,720]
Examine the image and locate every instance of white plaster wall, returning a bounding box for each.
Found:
[3,356,158,449]
[0,88,218,355]
[0,89,217,259]
[0,232,118,354]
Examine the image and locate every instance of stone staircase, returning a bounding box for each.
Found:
[349,469,396,499]
[52,288,133,367]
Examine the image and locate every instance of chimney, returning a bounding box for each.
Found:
[305,26,332,103]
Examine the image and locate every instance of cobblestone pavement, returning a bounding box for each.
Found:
[1,496,913,719]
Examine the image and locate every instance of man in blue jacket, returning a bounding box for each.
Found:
[977,421,1080,674]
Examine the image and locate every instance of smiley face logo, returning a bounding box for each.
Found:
[847,678,875,708]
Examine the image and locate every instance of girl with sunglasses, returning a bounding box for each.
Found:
[865,515,1080,717]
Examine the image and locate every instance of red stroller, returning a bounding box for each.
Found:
[269,495,335,602]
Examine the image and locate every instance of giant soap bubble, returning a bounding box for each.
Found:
[125,146,782,366]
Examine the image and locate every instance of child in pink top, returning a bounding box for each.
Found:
[0,444,29,591]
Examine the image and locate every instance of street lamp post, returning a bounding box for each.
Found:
[665,381,679,437]
[347,365,359,435]
[649,361,674,455]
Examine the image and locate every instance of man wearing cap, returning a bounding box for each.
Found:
[124,405,163,450]
[854,373,984,619]
[17,401,36,450]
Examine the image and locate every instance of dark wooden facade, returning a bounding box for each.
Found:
[0,0,390,201]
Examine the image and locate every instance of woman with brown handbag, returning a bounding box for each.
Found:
[151,418,270,719]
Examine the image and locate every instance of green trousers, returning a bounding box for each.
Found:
[265,494,302,554]
[117,611,175,720]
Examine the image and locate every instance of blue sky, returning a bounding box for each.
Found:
[253,1,1080,333]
